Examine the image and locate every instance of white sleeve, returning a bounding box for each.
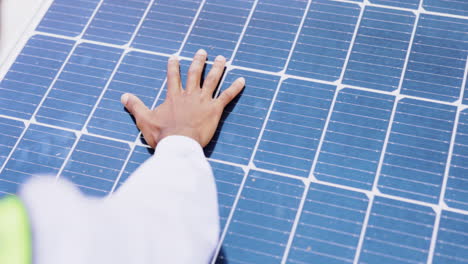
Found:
[19,135,220,264]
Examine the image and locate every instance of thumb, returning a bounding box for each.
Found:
[121,93,151,128]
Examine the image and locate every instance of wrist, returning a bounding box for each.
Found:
[158,129,201,146]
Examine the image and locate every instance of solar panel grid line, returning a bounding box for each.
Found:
[353,194,374,264]
[24,0,105,125]
[209,162,246,231]
[353,6,433,256]
[221,0,259,66]
[286,0,362,82]
[315,89,395,189]
[18,31,459,119]
[59,134,132,196]
[254,80,335,176]
[342,6,416,92]
[287,183,370,264]
[229,59,464,111]
[108,143,143,194]
[83,0,154,46]
[342,0,468,21]
[380,100,457,203]
[116,145,154,189]
[0,119,26,194]
[370,0,421,192]
[34,44,124,129]
[80,0,156,134]
[0,124,77,194]
[270,0,311,74]
[210,165,249,264]
[0,36,79,181]
[172,0,207,56]
[427,58,468,263]
[232,0,309,73]
[305,2,364,179]
[439,57,468,205]
[358,196,436,263]
[53,129,80,181]
[427,206,444,264]
[246,0,312,172]
[281,180,312,263]
[401,14,468,103]
[423,0,468,19]
[216,170,306,263]
[370,0,420,10]
[180,0,256,61]
[0,36,74,119]
[446,118,468,211]
[433,210,468,263]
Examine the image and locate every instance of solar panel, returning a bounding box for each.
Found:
[0,0,467,263]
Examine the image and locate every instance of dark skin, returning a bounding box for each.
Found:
[120,49,245,148]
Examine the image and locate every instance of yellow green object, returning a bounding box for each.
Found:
[0,196,31,264]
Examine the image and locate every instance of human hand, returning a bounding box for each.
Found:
[121,49,245,148]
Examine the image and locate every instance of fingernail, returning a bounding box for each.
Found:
[196,49,207,56]
[121,93,129,105]
[215,55,225,62]
[238,77,246,85]
[169,55,178,61]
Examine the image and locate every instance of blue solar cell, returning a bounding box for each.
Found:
[87,52,167,141]
[423,0,468,17]
[0,118,25,169]
[359,196,435,264]
[205,69,279,165]
[446,109,468,211]
[287,183,368,264]
[0,35,73,119]
[287,0,360,82]
[370,0,420,9]
[254,79,335,177]
[217,170,304,263]
[60,134,130,197]
[117,145,153,190]
[379,98,456,203]
[433,211,468,264]
[83,0,151,45]
[343,7,416,92]
[210,161,244,230]
[181,0,255,61]
[132,0,202,54]
[315,89,394,190]
[232,0,308,72]
[35,43,123,130]
[402,15,468,102]
[36,0,100,37]
[0,124,76,196]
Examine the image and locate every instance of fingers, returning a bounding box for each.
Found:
[121,93,151,129]
[216,77,245,108]
[203,55,226,97]
[186,49,207,92]
[166,55,181,98]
